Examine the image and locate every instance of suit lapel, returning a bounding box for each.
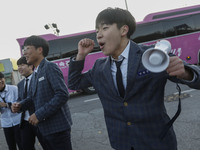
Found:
[21,79,25,98]
[125,41,142,98]
[104,57,119,97]
[32,59,46,96]
[32,72,38,96]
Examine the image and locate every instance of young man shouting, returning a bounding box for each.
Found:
[68,8,200,150]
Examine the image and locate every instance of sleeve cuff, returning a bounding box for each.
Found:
[180,70,197,83]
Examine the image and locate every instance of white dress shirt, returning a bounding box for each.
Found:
[34,65,39,73]
[0,85,21,128]
[111,41,130,93]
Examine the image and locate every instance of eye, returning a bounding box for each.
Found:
[103,27,108,30]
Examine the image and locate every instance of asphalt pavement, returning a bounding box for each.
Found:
[0,81,200,150]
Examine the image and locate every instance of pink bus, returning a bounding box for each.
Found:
[17,4,200,94]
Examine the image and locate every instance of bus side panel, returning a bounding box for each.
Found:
[53,58,72,92]
[168,32,200,64]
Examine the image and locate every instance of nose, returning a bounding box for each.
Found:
[18,66,22,70]
[23,50,28,56]
[96,31,103,40]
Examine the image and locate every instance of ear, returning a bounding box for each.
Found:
[37,47,43,55]
[120,25,129,37]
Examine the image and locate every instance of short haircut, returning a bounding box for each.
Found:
[95,7,136,39]
[17,56,28,65]
[23,35,49,57]
[17,56,34,70]
[0,72,4,79]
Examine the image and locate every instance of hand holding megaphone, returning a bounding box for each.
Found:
[142,40,171,73]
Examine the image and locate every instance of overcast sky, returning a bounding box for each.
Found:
[0,0,199,60]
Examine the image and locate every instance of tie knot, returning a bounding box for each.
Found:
[115,58,124,68]
[25,78,29,84]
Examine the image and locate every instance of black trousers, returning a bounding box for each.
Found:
[43,129,72,150]
[3,125,23,150]
[20,120,48,150]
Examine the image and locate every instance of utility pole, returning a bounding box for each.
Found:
[125,0,128,10]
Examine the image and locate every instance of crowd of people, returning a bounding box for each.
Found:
[0,7,200,150]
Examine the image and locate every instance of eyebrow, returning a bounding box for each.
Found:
[96,23,108,29]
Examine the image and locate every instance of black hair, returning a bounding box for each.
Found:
[95,7,136,38]
[23,35,49,57]
[0,72,4,79]
[17,56,28,65]
[17,56,35,70]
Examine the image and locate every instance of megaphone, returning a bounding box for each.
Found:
[142,40,171,73]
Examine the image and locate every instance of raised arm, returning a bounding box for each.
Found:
[68,38,96,90]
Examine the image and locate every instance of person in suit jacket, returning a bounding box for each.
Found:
[12,36,72,150]
[17,56,48,150]
[68,8,200,150]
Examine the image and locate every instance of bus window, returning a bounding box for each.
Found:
[174,24,193,35]
[193,14,200,32]
[131,22,164,43]
[47,32,98,61]
[48,40,61,57]
[163,15,195,37]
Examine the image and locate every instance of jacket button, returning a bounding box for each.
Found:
[124,102,128,106]
[127,122,132,126]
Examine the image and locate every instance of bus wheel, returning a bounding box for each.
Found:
[82,86,96,95]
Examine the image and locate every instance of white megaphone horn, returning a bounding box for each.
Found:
[142,40,171,73]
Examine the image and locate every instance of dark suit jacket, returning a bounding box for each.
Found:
[68,41,200,150]
[21,58,72,136]
[17,76,34,115]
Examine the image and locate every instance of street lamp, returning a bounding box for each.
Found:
[44,23,60,36]
[125,0,128,10]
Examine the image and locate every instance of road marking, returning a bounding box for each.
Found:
[84,98,99,103]
[173,89,196,95]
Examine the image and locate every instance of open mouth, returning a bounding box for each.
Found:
[98,42,105,49]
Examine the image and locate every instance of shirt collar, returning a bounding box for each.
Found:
[4,85,8,92]
[111,40,130,61]
[26,74,32,80]
[34,65,40,73]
